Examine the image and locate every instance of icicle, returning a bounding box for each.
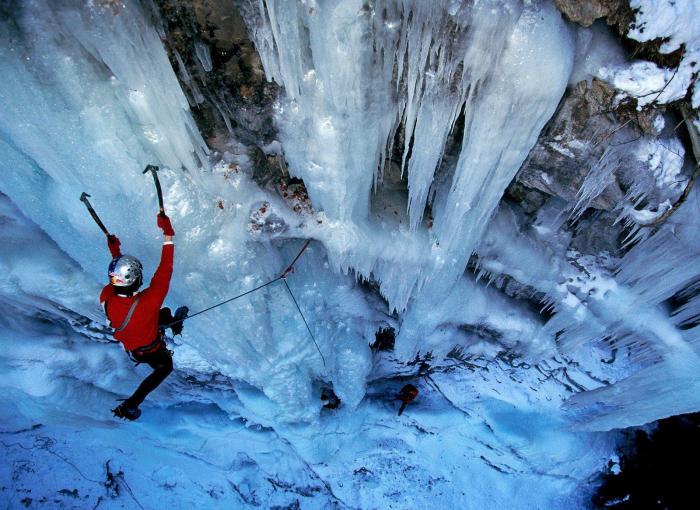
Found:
[401,0,522,230]
[617,189,700,306]
[571,146,622,220]
[194,41,213,72]
[428,0,575,296]
[242,0,575,314]
[566,352,700,431]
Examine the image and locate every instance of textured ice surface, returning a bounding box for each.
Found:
[2,4,700,506]
[0,0,695,430]
[0,0,208,280]
[569,22,626,86]
[244,0,575,312]
[0,0,377,422]
[0,193,619,508]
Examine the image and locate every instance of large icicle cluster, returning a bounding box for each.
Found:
[239,0,698,429]
[562,186,700,430]
[244,0,575,311]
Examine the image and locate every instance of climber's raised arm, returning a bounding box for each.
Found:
[146,213,175,306]
[107,234,122,259]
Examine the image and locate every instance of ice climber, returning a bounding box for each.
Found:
[101,213,187,421]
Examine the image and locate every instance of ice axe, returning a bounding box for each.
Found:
[143,164,165,214]
[80,192,110,236]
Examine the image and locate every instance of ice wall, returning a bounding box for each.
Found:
[428,0,574,289]
[561,189,700,430]
[468,194,700,430]
[0,0,208,276]
[243,0,700,429]
[0,0,378,422]
[3,0,697,432]
[245,0,575,313]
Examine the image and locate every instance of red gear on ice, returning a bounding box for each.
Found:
[107,234,121,258]
[157,213,175,236]
[100,241,174,351]
[396,383,419,416]
[398,384,419,403]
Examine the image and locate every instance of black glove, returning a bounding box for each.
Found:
[170,306,189,336]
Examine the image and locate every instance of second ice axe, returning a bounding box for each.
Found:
[80,192,110,235]
[143,164,164,214]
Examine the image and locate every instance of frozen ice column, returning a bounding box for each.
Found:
[430,0,575,290]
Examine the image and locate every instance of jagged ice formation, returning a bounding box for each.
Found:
[244,0,575,312]
[2,0,700,507]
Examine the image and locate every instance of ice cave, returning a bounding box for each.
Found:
[1,0,699,508]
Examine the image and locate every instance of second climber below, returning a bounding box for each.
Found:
[100,213,187,421]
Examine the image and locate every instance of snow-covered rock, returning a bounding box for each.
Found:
[602,0,700,109]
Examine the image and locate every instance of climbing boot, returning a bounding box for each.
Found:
[112,403,141,421]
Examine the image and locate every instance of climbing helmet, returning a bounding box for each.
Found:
[108,255,143,287]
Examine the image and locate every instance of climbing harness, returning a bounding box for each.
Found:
[131,335,166,356]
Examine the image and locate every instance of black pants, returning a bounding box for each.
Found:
[124,344,173,408]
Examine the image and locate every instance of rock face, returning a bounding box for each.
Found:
[554,0,633,32]
[153,0,278,149]
[554,0,615,27]
[512,72,695,260]
[514,79,629,211]
[514,73,692,230]
[554,0,683,71]
[569,210,625,256]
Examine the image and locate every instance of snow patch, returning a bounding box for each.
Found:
[603,0,700,108]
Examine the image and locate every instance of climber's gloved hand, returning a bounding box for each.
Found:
[157,213,175,236]
[170,306,189,336]
[107,234,121,258]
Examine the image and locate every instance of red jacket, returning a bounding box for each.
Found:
[100,240,174,351]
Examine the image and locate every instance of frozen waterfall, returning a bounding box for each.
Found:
[2,3,700,506]
[1,0,697,429]
[0,0,379,422]
[245,0,575,313]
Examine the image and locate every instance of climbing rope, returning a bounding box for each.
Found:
[280,239,310,278]
[166,239,326,367]
[178,276,283,322]
[83,185,324,365]
[283,278,327,367]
